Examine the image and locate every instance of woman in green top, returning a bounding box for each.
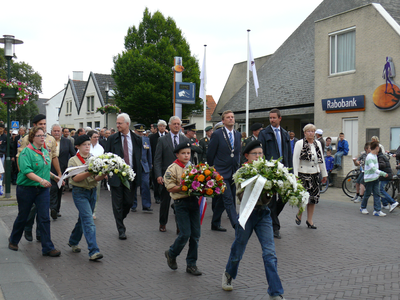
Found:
[8,126,61,257]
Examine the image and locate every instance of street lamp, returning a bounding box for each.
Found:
[104,82,109,128]
[0,35,23,198]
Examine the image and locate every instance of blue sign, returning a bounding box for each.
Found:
[175,82,196,104]
[321,95,365,111]
[11,121,19,129]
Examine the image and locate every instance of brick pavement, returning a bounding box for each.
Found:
[1,187,400,299]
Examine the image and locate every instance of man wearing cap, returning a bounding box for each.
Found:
[315,129,325,151]
[183,123,202,165]
[241,123,263,163]
[17,114,62,242]
[154,116,189,232]
[258,108,292,239]
[132,124,153,213]
[199,126,213,163]
[105,113,142,239]
[207,110,241,231]
[150,120,168,204]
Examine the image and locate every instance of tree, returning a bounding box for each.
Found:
[0,48,41,126]
[112,8,202,125]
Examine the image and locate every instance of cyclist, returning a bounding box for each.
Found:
[352,142,370,203]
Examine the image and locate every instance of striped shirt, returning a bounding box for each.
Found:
[364,153,387,182]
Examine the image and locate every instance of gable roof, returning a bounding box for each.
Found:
[215,0,400,119]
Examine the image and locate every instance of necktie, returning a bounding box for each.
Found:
[229,132,234,149]
[123,134,130,166]
[275,128,282,157]
[174,135,178,148]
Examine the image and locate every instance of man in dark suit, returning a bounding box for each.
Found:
[199,126,213,163]
[241,123,263,163]
[149,120,167,204]
[105,113,142,240]
[49,124,76,220]
[258,108,293,239]
[289,131,299,155]
[154,116,189,232]
[207,110,241,231]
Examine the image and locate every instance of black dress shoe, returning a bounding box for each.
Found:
[211,225,227,232]
[306,221,317,229]
[57,213,62,217]
[119,233,127,240]
[51,209,57,220]
[142,207,153,213]
[274,230,282,239]
[24,231,33,242]
[155,199,161,204]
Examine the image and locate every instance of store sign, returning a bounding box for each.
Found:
[321,95,365,113]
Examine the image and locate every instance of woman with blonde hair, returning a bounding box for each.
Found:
[293,124,328,229]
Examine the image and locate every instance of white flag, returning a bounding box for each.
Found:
[248,41,259,97]
[199,50,207,101]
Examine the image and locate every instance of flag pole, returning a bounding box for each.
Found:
[203,45,207,132]
[246,29,250,138]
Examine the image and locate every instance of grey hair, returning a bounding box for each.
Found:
[168,116,181,125]
[303,123,316,133]
[158,119,167,126]
[51,124,61,131]
[371,135,380,142]
[19,126,26,131]
[118,113,131,124]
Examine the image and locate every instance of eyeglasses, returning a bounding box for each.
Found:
[248,152,263,156]
[35,135,46,138]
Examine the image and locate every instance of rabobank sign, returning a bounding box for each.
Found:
[321,95,365,112]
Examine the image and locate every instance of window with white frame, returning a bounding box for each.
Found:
[330,27,355,75]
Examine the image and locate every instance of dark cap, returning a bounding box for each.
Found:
[250,123,263,132]
[182,123,196,132]
[75,135,90,146]
[173,142,191,153]
[134,124,146,132]
[242,140,263,155]
[205,125,213,132]
[32,114,46,124]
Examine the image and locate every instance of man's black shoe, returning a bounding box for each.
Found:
[57,213,62,217]
[165,250,178,270]
[51,209,58,220]
[274,230,281,239]
[155,198,161,204]
[142,207,153,213]
[211,225,227,232]
[186,266,202,276]
[119,233,127,240]
[24,231,33,242]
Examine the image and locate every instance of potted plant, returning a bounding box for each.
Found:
[96,104,121,115]
[0,79,31,109]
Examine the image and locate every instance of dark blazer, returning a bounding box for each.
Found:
[105,131,142,187]
[154,133,189,179]
[149,132,161,162]
[258,125,293,170]
[207,127,241,179]
[99,138,108,149]
[51,137,76,174]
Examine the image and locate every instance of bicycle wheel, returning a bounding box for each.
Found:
[342,174,358,198]
[384,180,395,199]
[320,177,329,194]
[346,168,360,177]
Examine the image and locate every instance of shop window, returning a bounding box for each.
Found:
[390,127,400,151]
[95,121,100,128]
[330,28,355,75]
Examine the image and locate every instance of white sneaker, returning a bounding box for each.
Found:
[360,208,369,214]
[269,295,287,300]
[222,270,233,291]
[390,202,399,212]
[352,195,359,201]
[382,205,390,210]
[373,211,386,217]
[354,197,361,203]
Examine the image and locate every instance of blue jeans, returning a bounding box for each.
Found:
[69,186,100,256]
[225,207,284,297]
[380,181,395,206]
[9,186,55,254]
[169,197,200,266]
[361,180,382,212]
[334,151,344,166]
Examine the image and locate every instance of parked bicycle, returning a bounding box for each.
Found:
[342,168,361,198]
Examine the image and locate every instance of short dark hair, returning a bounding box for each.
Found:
[370,141,379,151]
[326,137,332,141]
[221,110,233,120]
[28,127,44,143]
[364,142,371,150]
[77,128,85,134]
[87,130,98,138]
[269,108,281,118]
[327,149,332,153]
[339,132,344,136]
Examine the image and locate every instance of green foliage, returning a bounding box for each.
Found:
[0,48,42,126]
[112,8,202,125]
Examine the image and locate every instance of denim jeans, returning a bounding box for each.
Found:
[169,197,200,266]
[334,151,344,166]
[69,186,100,256]
[24,204,40,237]
[361,179,382,212]
[225,207,284,297]
[9,186,55,254]
[380,181,395,206]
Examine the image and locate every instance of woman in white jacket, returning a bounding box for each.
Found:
[293,124,328,229]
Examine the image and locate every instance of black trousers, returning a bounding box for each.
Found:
[159,184,172,226]
[110,181,135,234]
[268,194,286,232]
[50,179,62,213]
[151,168,160,201]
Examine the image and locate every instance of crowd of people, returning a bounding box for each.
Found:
[1,109,400,300]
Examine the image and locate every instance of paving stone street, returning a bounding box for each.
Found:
[1,186,400,300]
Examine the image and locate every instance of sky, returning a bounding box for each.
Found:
[1,0,324,103]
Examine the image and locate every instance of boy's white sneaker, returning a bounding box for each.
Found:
[352,195,359,202]
[373,211,386,217]
[390,202,399,212]
[382,205,390,210]
[360,208,369,214]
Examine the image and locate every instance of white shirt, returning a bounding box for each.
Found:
[122,131,133,168]
[170,132,180,146]
[224,127,235,145]
[90,142,104,157]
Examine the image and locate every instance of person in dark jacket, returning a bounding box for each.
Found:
[378,149,398,212]
[258,108,293,239]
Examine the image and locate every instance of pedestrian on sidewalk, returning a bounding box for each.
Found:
[378,148,399,212]
[352,142,370,203]
[67,135,106,261]
[8,126,61,257]
[221,140,286,300]
[360,141,388,216]
[164,142,202,276]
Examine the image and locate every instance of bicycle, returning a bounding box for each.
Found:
[319,175,329,194]
[383,175,399,200]
[342,173,359,198]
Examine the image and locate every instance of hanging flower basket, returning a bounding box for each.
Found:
[0,79,31,109]
[0,87,17,99]
[96,104,121,115]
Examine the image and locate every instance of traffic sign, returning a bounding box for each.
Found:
[11,121,19,129]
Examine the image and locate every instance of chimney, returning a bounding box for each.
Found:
[72,71,84,81]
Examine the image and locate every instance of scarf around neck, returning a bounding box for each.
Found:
[299,138,323,164]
